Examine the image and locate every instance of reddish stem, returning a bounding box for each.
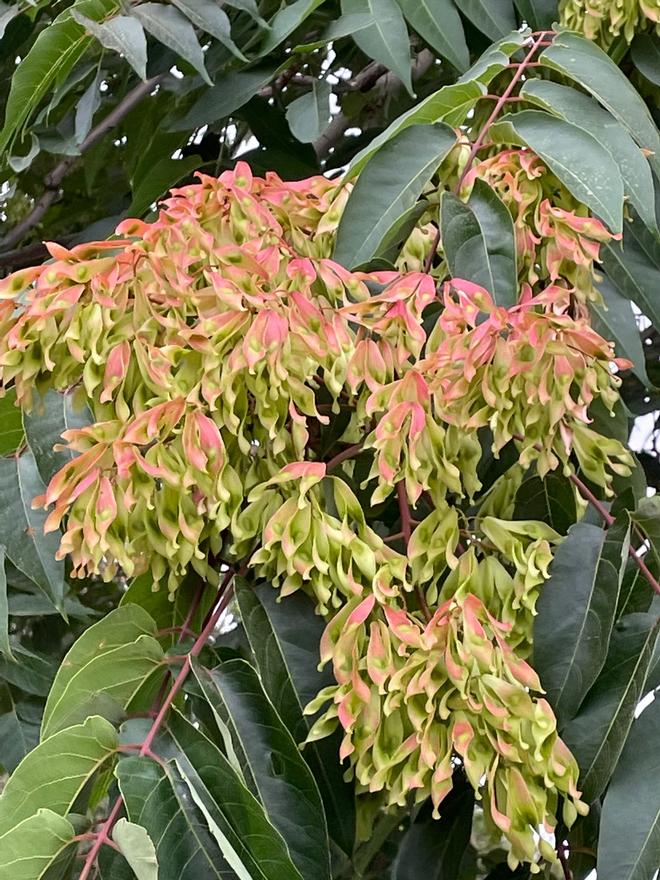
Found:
[397,481,431,621]
[568,473,660,596]
[78,571,235,879]
[326,442,363,473]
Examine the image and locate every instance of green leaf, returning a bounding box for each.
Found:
[0,451,65,612]
[457,0,517,40]
[335,122,457,268]
[395,0,469,72]
[617,558,656,619]
[157,709,304,880]
[490,110,624,233]
[349,81,484,177]
[0,715,117,836]
[457,31,529,85]
[121,574,214,645]
[341,0,413,96]
[0,547,10,660]
[0,0,118,153]
[23,390,92,486]
[562,612,659,802]
[286,80,332,143]
[540,31,660,178]
[132,3,212,85]
[0,809,75,880]
[534,520,629,728]
[170,0,247,61]
[170,63,281,130]
[512,0,556,29]
[0,389,25,455]
[592,277,648,387]
[631,33,660,87]
[601,212,660,330]
[598,698,660,880]
[115,755,237,878]
[224,0,269,28]
[0,644,57,697]
[0,683,41,774]
[520,79,657,233]
[293,12,384,51]
[74,67,103,146]
[129,154,202,216]
[441,179,518,308]
[513,473,577,535]
[392,784,474,879]
[259,0,323,54]
[71,13,148,81]
[112,819,158,880]
[236,581,356,855]
[41,604,164,739]
[192,658,331,880]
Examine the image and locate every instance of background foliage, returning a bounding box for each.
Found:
[0,1,659,879]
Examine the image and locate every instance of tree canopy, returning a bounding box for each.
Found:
[0,2,659,880]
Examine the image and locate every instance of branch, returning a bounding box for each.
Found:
[326,442,363,473]
[314,51,435,161]
[78,569,235,879]
[0,75,164,253]
[397,481,431,621]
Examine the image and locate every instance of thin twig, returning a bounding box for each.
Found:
[397,481,431,621]
[326,443,363,473]
[1,75,164,252]
[78,570,234,879]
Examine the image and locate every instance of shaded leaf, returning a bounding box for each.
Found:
[132,3,212,85]
[392,783,475,879]
[129,154,201,216]
[335,122,457,268]
[121,574,214,645]
[23,390,92,486]
[0,644,57,697]
[341,0,413,96]
[74,66,103,146]
[512,0,556,29]
[170,63,281,130]
[286,80,332,143]
[490,110,624,233]
[598,697,660,880]
[193,658,331,880]
[617,558,656,619]
[0,683,41,774]
[458,0,517,40]
[457,31,528,85]
[0,809,75,880]
[562,612,659,802]
[112,819,158,880]
[0,547,10,659]
[395,0,469,72]
[540,31,660,177]
[0,0,117,153]
[0,451,65,612]
[521,79,657,233]
[534,520,629,728]
[158,709,304,880]
[116,755,238,878]
[631,33,660,86]
[71,12,147,80]
[441,179,518,308]
[171,0,247,61]
[591,277,649,387]
[349,81,484,176]
[259,0,323,54]
[41,604,164,739]
[0,715,117,836]
[602,213,660,330]
[0,2,20,41]
[514,473,577,535]
[224,0,269,28]
[236,580,355,854]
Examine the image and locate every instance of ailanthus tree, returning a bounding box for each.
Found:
[0,2,659,879]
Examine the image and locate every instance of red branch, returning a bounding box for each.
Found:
[568,473,660,596]
[326,442,363,473]
[423,31,551,275]
[78,570,235,878]
[397,481,431,621]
